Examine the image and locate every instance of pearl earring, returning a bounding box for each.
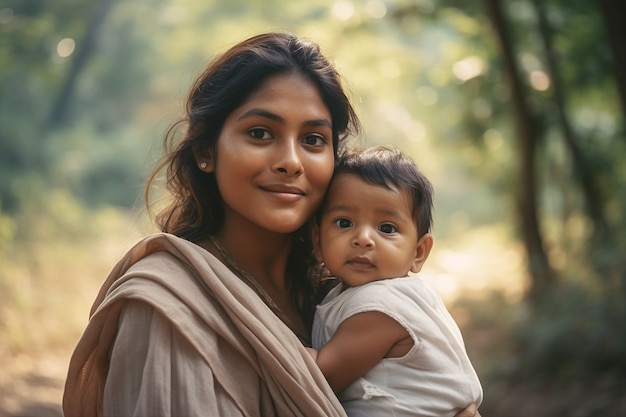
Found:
[200,162,207,169]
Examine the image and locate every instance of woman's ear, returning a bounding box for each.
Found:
[410,233,434,273]
[193,145,215,173]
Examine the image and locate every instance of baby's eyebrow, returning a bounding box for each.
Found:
[376,208,405,220]
[324,204,355,214]
[325,205,404,218]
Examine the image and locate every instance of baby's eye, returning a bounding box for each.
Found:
[379,223,397,234]
[249,128,270,139]
[334,218,352,229]
[302,134,325,147]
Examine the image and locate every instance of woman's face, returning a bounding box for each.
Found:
[200,72,335,236]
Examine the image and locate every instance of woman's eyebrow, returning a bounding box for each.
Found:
[238,108,331,128]
[238,108,283,122]
[303,119,332,129]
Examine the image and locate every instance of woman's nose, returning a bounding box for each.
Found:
[272,139,303,176]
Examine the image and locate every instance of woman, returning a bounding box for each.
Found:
[63,32,480,417]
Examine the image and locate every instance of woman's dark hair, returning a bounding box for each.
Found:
[145,32,361,334]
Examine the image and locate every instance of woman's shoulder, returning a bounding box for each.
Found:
[120,233,216,267]
[91,233,221,311]
[128,232,196,253]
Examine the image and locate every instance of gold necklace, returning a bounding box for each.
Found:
[208,236,308,345]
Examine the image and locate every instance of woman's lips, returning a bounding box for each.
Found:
[261,184,305,202]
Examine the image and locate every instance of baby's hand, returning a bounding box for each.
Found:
[454,403,481,417]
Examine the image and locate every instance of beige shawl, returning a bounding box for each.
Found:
[63,233,346,417]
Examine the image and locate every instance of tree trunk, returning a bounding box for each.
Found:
[598,0,626,300]
[47,0,116,131]
[482,0,555,297]
[531,0,609,240]
[599,0,626,134]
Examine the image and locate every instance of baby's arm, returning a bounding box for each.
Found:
[311,313,481,417]
[305,347,318,361]
[314,311,409,393]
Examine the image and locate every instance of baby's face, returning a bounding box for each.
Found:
[314,173,421,287]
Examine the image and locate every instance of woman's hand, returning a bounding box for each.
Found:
[454,403,481,417]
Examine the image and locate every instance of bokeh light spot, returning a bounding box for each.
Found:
[452,56,485,82]
[332,1,355,21]
[529,70,550,91]
[56,38,76,58]
[365,0,387,18]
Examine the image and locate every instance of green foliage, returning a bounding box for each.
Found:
[516,285,626,378]
[0,0,162,210]
[457,287,626,416]
[46,124,159,208]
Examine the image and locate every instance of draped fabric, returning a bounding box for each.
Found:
[63,233,345,417]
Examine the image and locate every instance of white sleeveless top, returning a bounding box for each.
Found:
[312,277,483,417]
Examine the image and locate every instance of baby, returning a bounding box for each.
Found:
[309,146,483,417]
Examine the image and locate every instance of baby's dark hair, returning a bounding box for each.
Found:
[324,146,434,238]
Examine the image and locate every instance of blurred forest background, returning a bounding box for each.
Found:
[1,0,625,416]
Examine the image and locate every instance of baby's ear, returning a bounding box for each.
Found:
[410,233,433,273]
[312,222,323,263]
[193,145,215,173]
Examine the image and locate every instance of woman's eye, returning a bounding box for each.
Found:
[334,218,352,228]
[379,224,396,234]
[302,134,325,146]
[249,128,270,139]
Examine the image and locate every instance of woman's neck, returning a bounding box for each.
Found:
[203,223,308,343]
[212,221,292,292]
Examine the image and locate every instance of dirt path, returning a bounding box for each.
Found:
[0,349,68,417]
